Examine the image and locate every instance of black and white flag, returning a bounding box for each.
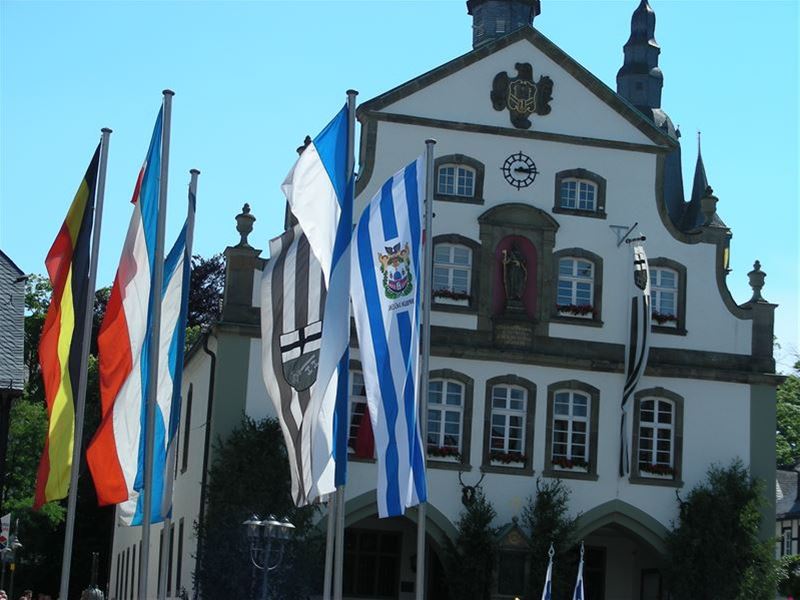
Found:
[260,224,326,506]
[619,241,651,476]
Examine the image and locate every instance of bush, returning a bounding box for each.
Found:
[665,460,779,599]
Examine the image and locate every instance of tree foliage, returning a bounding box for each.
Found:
[441,490,498,600]
[195,416,321,599]
[521,478,578,600]
[777,363,800,468]
[188,253,224,329]
[665,460,779,599]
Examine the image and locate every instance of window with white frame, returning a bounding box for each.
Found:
[427,379,464,460]
[490,385,527,462]
[433,244,471,302]
[560,179,597,211]
[348,371,370,454]
[783,529,793,556]
[551,391,590,469]
[638,398,675,476]
[437,164,476,198]
[651,267,678,326]
[557,257,594,315]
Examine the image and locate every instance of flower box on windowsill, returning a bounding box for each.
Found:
[557,304,595,319]
[639,464,675,479]
[427,446,461,462]
[651,311,678,326]
[551,457,589,473]
[489,451,526,467]
[433,289,470,307]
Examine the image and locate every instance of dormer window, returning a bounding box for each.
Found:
[438,164,475,198]
[434,154,485,204]
[496,19,506,34]
[553,169,607,218]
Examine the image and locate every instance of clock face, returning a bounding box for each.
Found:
[502,152,539,189]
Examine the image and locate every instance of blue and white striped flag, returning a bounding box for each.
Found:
[541,555,553,600]
[350,157,428,518]
[281,105,352,500]
[572,543,586,600]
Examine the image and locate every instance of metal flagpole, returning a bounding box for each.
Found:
[157,168,199,600]
[322,493,335,600]
[415,138,436,600]
[332,87,358,600]
[57,127,112,600]
[139,89,174,599]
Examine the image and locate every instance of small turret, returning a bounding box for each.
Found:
[466,0,540,49]
[617,0,663,113]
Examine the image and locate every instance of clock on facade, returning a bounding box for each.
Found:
[502,152,539,189]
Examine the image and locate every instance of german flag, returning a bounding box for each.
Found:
[34,145,100,509]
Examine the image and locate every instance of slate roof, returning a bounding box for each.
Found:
[0,250,26,395]
[776,469,800,519]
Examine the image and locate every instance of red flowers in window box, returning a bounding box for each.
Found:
[651,311,678,324]
[489,451,526,464]
[433,288,471,301]
[427,445,461,459]
[556,304,595,317]
[551,457,589,469]
[639,463,675,476]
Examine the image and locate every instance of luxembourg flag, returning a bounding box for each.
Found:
[87,109,164,524]
[350,157,428,518]
[280,105,352,500]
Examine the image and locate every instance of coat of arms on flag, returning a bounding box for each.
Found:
[280,321,322,391]
[378,242,413,299]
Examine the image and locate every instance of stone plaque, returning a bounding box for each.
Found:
[493,322,533,348]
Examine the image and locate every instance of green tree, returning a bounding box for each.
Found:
[665,460,779,599]
[441,490,498,600]
[521,478,578,600]
[195,416,321,599]
[777,363,800,467]
[188,253,224,328]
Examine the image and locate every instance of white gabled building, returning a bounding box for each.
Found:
[108,2,779,599]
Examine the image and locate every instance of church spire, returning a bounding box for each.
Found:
[616,0,663,113]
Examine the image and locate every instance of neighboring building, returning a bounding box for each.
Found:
[107,2,780,599]
[777,468,800,559]
[0,249,25,516]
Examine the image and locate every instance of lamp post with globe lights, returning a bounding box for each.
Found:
[242,514,295,600]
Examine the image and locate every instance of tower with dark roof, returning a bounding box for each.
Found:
[466,0,540,49]
[617,0,663,114]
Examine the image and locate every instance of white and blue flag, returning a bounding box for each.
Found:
[281,106,352,501]
[541,547,554,600]
[572,545,586,600]
[350,157,428,518]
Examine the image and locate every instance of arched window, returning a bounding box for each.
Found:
[553,168,607,218]
[438,164,476,197]
[427,379,465,459]
[433,243,472,303]
[553,248,604,323]
[631,388,684,485]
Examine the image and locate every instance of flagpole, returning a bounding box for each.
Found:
[415,138,436,600]
[139,89,174,599]
[323,492,335,600]
[157,169,198,600]
[332,87,358,600]
[57,127,112,600]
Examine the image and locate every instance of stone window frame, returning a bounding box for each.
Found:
[427,369,474,472]
[434,154,485,205]
[553,168,607,219]
[649,257,688,336]
[432,234,481,314]
[552,248,604,327]
[630,387,684,488]
[543,380,600,481]
[482,375,537,476]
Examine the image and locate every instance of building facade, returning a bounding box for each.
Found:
[107,2,779,599]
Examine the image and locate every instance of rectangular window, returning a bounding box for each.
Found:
[490,385,526,457]
[783,529,793,556]
[176,518,184,595]
[427,380,464,458]
[552,391,590,468]
[343,529,401,598]
[560,179,596,211]
[124,548,129,600]
[651,268,678,326]
[181,385,193,473]
[438,165,475,197]
[557,258,594,311]
[157,531,164,594]
[638,399,675,475]
[167,523,175,595]
[433,244,472,300]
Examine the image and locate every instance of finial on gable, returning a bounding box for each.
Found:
[235,203,256,248]
[747,260,768,304]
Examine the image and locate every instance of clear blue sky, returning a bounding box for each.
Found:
[1,1,797,371]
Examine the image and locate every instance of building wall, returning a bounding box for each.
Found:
[0,252,25,393]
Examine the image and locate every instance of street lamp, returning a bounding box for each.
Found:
[242,514,295,600]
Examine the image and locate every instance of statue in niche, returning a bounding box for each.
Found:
[502,244,527,311]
